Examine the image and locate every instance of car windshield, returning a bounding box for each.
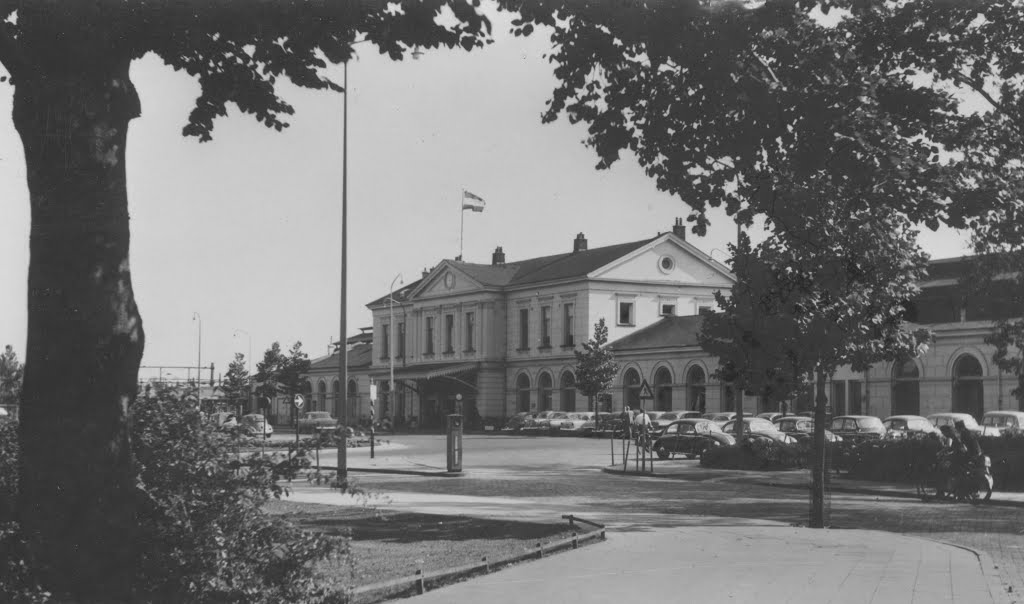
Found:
[306,412,330,419]
[884,419,908,430]
[551,413,569,419]
[678,423,696,434]
[857,418,883,429]
[983,415,1016,427]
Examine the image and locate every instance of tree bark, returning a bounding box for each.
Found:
[14,60,144,601]
[810,367,828,528]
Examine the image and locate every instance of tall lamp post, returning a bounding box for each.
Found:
[233,329,252,413]
[192,312,201,406]
[338,55,352,479]
[389,273,403,425]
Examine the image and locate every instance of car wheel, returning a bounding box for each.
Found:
[656,446,670,460]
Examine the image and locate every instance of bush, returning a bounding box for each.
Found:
[701,438,803,470]
[0,389,352,603]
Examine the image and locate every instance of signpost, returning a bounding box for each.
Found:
[638,379,654,473]
[294,394,304,448]
[369,382,378,458]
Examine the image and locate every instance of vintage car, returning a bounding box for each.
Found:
[240,413,273,438]
[502,412,535,432]
[579,412,627,437]
[927,413,985,435]
[702,412,737,427]
[558,412,595,434]
[721,417,799,444]
[980,411,1024,436]
[297,411,338,434]
[652,418,735,460]
[545,411,574,430]
[882,415,940,439]
[774,416,842,443]
[829,415,886,442]
[208,411,238,431]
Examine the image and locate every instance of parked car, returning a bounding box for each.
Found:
[297,411,338,433]
[546,412,573,430]
[980,411,1024,436]
[658,410,703,422]
[774,416,842,443]
[559,412,595,434]
[702,412,736,427]
[882,415,939,439]
[829,415,886,442]
[525,410,556,430]
[927,413,985,435]
[208,411,238,431]
[721,417,779,436]
[580,412,626,436]
[652,419,735,460]
[240,413,273,438]
[644,411,669,430]
[502,412,535,432]
[757,412,785,422]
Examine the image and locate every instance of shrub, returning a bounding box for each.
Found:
[701,438,802,470]
[0,389,352,603]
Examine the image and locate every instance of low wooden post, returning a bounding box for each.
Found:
[536,543,543,559]
[415,569,425,595]
[572,532,579,549]
[482,556,489,573]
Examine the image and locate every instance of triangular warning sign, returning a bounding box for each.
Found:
[638,379,654,400]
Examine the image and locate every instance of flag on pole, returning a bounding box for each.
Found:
[462,190,486,212]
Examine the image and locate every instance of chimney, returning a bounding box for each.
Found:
[492,246,506,266]
[421,267,429,279]
[672,217,686,240]
[573,232,588,253]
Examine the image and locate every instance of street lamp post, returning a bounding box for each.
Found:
[192,312,201,406]
[338,56,351,479]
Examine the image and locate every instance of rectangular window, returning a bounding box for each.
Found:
[563,303,575,346]
[541,306,552,347]
[661,303,676,316]
[398,322,406,358]
[465,312,475,351]
[618,301,635,326]
[425,317,435,355]
[381,324,390,359]
[848,380,863,415]
[519,308,530,350]
[830,380,847,416]
[698,305,713,315]
[445,314,454,353]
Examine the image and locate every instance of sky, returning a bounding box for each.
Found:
[0,8,972,384]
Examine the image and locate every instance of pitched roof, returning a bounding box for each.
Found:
[608,315,706,351]
[307,342,373,372]
[366,279,424,309]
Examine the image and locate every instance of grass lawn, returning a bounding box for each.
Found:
[265,500,582,602]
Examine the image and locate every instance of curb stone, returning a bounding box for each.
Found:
[930,539,1011,604]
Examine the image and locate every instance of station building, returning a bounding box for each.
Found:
[301,225,1021,428]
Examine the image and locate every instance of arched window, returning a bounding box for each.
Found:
[317,380,327,410]
[654,367,673,412]
[516,374,531,413]
[953,355,984,420]
[891,359,920,416]
[560,371,577,412]
[686,366,706,413]
[538,372,554,412]
[622,368,641,410]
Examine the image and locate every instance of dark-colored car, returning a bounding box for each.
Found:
[829,415,885,442]
[652,418,735,460]
[775,416,841,443]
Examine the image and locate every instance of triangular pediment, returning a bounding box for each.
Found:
[589,234,735,286]
[410,262,486,299]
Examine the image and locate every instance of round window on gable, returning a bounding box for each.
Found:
[658,255,675,274]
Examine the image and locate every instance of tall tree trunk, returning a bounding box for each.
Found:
[810,367,828,528]
[14,61,144,601]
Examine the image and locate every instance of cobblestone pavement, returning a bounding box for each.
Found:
[302,435,1024,601]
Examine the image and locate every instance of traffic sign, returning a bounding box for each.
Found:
[293,394,304,409]
[369,383,378,402]
[638,379,654,400]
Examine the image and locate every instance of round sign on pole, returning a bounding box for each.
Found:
[293,394,305,409]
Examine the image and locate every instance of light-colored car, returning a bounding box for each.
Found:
[757,412,785,422]
[546,412,573,430]
[558,412,595,434]
[703,412,737,427]
[981,411,1024,436]
[722,417,791,439]
[240,413,273,438]
[774,416,842,443]
[882,415,939,439]
[927,413,986,435]
[830,415,886,442]
[297,411,338,433]
[526,410,556,430]
[502,412,535,432]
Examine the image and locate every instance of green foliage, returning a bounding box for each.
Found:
[574,318,618,399]
[0,387,352,603]
[700,438,803,471]
[0,344,23,407]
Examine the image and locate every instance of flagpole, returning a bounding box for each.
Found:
[459,190,464,261]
